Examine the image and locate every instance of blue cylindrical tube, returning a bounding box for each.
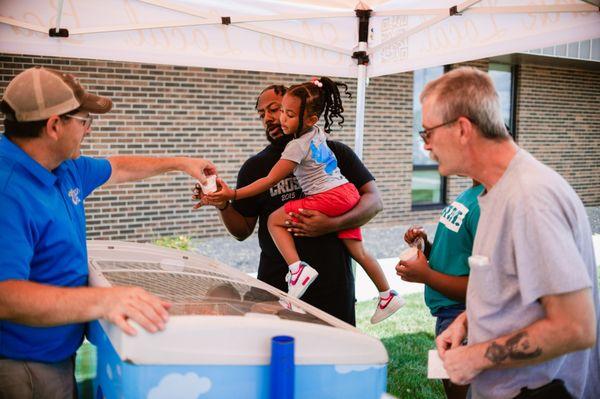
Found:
[269,335,295,399]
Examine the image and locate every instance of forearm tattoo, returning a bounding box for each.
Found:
[484,332,542,365]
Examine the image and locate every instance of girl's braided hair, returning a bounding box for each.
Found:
[286,77,351,135]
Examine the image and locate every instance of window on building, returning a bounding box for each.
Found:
[488,63,517,138]
[412,66,446,208]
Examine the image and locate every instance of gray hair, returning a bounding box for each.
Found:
[420,67,509,140]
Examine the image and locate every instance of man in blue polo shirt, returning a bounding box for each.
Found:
[0,67,216,398]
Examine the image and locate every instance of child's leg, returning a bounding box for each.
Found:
[269,205,319,299]
[268,206,300,266]
[342,239,390,292]
[344,239,404,324]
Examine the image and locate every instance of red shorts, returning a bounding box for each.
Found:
[284,182,362,241]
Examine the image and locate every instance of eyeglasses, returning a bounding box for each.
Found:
[418,118,459,144]
[65,114,94,129]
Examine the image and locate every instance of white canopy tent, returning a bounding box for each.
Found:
[1,0,599,157]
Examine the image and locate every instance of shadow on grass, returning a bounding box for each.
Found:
[382,332,443,399]
[75,342,96,399]
[77,379,94,399]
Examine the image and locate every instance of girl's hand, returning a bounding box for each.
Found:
[207,182,235,203]
[192,179,227,210]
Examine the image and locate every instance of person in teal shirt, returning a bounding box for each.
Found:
[396,181,483,399]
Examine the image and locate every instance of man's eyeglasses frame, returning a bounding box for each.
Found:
[65,114,94,129]
[418,118,462,144]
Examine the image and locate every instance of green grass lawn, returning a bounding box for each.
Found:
[357,293,444,399]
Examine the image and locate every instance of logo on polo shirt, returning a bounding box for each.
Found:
[68,188,81,205]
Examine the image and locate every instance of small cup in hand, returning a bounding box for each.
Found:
[399,246,419,262]
[199,174,217,194]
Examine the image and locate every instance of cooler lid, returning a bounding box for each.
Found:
[87,240,388,366]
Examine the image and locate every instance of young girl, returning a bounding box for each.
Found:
[208,77,403,323]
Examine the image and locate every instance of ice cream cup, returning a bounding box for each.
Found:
[399,246,419,262]
[200,174,217,194]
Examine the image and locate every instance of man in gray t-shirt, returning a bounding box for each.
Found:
[418,67,598,399]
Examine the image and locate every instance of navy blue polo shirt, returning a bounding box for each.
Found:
[0,136,111,362]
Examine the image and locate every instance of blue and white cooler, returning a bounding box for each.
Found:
[86,240,388,399]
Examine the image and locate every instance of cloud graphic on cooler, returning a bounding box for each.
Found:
[147,373,211,399]
[334,364,385,374]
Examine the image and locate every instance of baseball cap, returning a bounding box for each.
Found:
[1,67,112,122]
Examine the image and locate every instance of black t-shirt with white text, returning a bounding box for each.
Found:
[233,139,374,325]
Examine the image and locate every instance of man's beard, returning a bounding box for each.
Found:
[265,124,292,147]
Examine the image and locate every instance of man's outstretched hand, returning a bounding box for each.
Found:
[101,286,171,336]
[177,158,217,185]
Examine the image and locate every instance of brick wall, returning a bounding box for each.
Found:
[516,64,600,205]
[1,53,598,242]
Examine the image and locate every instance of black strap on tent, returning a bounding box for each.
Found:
[221,17,231,25]
[353,8,372,66]
[48,28,69,37]
[449,5,461,16]
[352,51,369,65]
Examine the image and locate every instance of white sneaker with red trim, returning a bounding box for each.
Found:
[370,290,404,324]
[285,262,318,299]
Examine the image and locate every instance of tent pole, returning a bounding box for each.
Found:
[354,45,367,160]
[353,7,371,160]
[54,0,65,34]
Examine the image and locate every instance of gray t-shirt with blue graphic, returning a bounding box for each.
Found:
[467,148,599,399]
[280,127,348,195]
